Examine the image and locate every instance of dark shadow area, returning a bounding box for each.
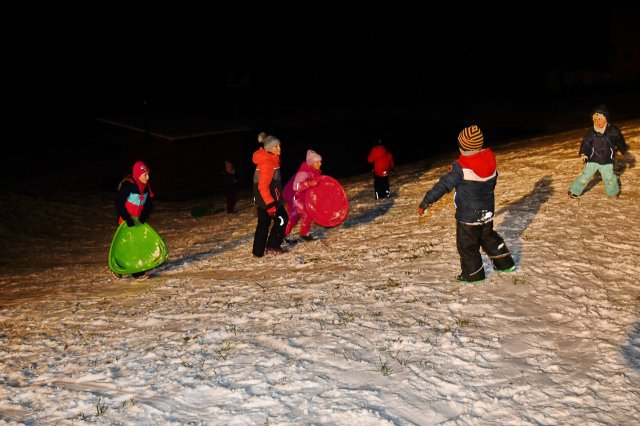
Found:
[622,322,640,371]
[495,176,554,265]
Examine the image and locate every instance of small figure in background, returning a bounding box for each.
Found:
[283,149,323,242]
[252,134,289,257]
[568,104,631,198]
[223,160,238,214]
[367,138,395,199]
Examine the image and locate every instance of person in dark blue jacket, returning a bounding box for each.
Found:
[568,105,631,198]
[418,125,515,283]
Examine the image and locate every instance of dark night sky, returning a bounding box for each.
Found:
[3,7,639,184]
[6,8,613,115]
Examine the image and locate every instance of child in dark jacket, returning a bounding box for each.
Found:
[568,104,631,198]
[418,125,515,283]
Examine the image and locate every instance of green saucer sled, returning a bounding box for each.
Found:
[108,218,169,275]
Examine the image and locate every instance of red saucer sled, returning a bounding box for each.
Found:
[304,175,349,227]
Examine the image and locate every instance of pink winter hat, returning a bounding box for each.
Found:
[306,149,322,165]
[132,161,150,180]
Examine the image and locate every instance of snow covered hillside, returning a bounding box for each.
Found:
[1,120,639,425]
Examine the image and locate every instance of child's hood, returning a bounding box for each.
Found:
[456,148,496,178]
[368,145,388,161]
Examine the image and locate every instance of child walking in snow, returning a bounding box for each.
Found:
[418,125,515,283]
[283,149,323,242]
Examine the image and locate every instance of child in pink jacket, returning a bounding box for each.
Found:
[284,150,322,241]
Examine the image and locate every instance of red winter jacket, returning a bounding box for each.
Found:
[367,145,395,177]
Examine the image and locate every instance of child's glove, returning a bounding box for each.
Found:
[623,151,635,168]
[417,205,430,224]
[267,206,277,217]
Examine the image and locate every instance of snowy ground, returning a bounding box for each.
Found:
[1,121,639,425]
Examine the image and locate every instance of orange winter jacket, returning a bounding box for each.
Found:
[252,147,283,209]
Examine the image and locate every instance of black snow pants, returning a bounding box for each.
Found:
[456,220,515,281]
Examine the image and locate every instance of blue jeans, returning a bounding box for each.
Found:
[569,162,619,196]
